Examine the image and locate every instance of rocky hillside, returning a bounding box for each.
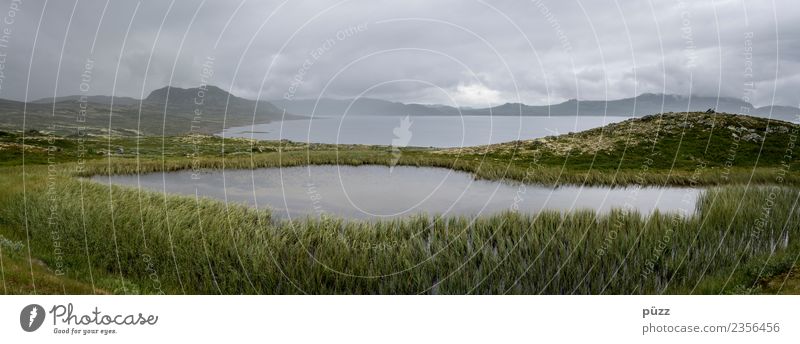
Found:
[441,112,799,170]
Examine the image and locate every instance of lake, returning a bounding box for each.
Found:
[92,165,699,220]
[219,115,630,148]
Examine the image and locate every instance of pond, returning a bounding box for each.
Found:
[92,165,700,220]
[219,115,629,148]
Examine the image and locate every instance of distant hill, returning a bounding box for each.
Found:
[275,93,799,122]
[0,85,295,136]
[483,94,799,122]
[5,90,796,136]
[32,95,140,106]
[270,98,462,117]
[445,111,800,171]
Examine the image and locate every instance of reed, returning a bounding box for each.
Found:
[2,163,797,294]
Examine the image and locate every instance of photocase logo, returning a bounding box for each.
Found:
[20,304,45,332]
[390,115,413,172]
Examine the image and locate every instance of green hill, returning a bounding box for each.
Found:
[444,111,799,172]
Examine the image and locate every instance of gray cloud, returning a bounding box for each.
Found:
[0,0,797,107]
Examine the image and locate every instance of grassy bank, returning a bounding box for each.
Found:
[3,111,799,187]
[1,162,798,294]
[0,111,798,294]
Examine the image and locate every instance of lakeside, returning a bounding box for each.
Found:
[1,111,798,294]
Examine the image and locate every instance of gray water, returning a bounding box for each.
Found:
[219,115,629,148]
[92,165,699,220]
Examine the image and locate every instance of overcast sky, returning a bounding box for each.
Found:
[0,0,797,107]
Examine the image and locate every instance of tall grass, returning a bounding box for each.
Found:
[2,163,797,294]
[70,150,800,187]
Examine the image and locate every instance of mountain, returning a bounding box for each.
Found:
[753,105,800,120]
[271,98,462,117]
[32,95,140,106]
[274,94,799,122]
[4,91,796,137]
[147,85,248,106]
[0,86,295,136]
[481,94,798,122]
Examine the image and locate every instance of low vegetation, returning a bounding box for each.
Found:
[441,112,799,179]
[0,111,798,294]
[0,231,106,294]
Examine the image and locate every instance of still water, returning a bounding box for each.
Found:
[219,115,629,148]
[92,165,699,220]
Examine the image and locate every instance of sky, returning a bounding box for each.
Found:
[0,0,797,108]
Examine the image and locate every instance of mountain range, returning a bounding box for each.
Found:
[0,85,293,136]
[273,93,799,122]
[1,86,796,136]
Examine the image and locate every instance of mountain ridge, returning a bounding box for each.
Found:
[272,93,799,122]
[6,88,798,137]
[2,85,295,136]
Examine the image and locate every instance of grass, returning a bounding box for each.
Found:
[0,111,798,294]
[0,231,106,295]
[441,112,800,186]
[3,111,800,187]
[759,268,800,294]
[1,163,798,294]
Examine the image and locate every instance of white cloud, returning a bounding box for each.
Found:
[452,83,502,107]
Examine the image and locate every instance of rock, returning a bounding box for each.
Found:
[741,132,763,142]
[767,126,789,134]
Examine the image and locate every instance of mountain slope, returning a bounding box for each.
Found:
[32,95,140,106]
[483,94,798,122]
[0,86,295,136]
[5,91,797,136]
[275,94,799,122]
[443,111,800,172]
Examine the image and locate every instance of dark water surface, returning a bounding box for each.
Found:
[92,165,700,220]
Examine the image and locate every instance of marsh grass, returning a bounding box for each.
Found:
[2,162,797,294]
[70,149,799,187]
